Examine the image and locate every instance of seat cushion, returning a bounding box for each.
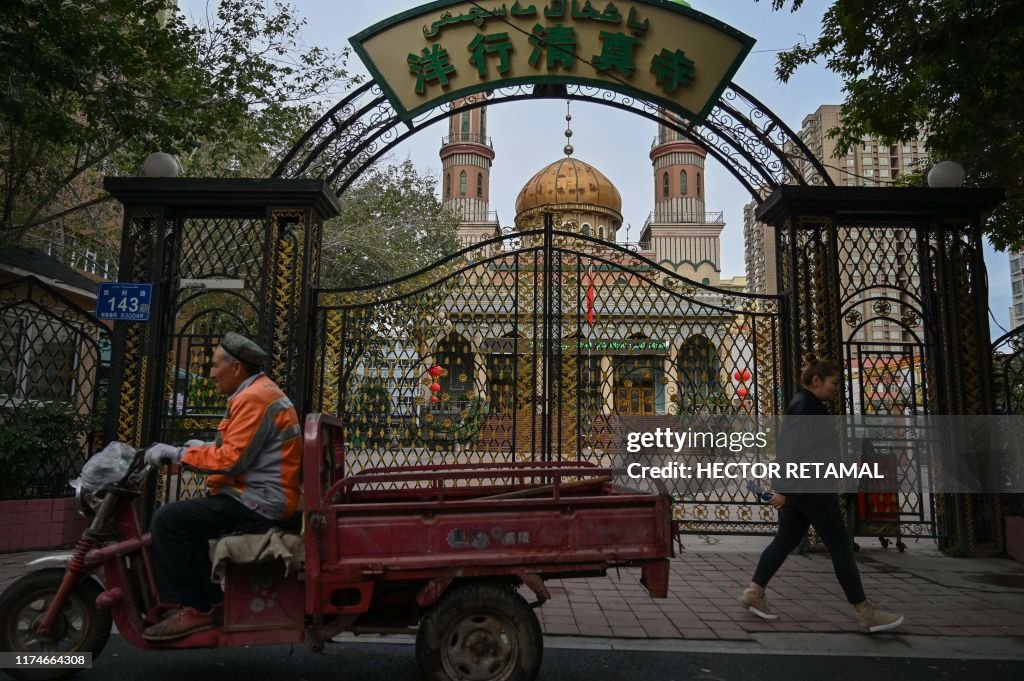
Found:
[209,528,304,581]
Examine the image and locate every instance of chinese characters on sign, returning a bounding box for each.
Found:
[410,1,690,95]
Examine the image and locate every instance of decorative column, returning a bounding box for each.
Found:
[103,178,341,455]
[757,185,1005,555]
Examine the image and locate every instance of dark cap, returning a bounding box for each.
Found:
[220,332,268,366]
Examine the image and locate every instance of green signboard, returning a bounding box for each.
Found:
[351,0,754,122]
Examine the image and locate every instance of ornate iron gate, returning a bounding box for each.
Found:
[311,217,787,533]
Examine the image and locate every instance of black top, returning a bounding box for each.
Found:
[786,388,830,416]
[775,388,838,494]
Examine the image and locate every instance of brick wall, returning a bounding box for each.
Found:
[0,498,89,552]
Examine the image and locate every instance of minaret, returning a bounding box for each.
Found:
[440,100,500,246]
[642,109,724,285]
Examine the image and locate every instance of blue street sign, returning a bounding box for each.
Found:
[96,283,153,321]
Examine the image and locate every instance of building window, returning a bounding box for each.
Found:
[878,157,889,165]
[679,170,687,195]
[847,159,855,166]
[459,170,466,195]
[445,173,451,198]
[1015,302,1024,318]
[480,106,487,139]
[864,157,874,164]
[696,172,701,196]
[662,172,669,197]
[461,112,471,138]
[598,226,605,239]
[865,169,874,176]
[1014,280,1023,296]
[582,223,592,236]
[476,172,483,197]
[863,143,872,152]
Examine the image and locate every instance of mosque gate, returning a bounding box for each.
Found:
[311,214,787,535]
[100,0,1005,553]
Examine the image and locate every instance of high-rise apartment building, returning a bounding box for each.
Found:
[1009,249,1024,329]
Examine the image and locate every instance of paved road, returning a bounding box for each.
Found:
[45,636,1023,681]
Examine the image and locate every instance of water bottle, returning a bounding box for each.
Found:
[746,480,774,502]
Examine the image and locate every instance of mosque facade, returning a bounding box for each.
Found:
[424,101,759,424]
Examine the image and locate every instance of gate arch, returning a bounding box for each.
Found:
[274,80,832,201]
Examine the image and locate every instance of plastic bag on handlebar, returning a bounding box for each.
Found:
[70,441,136,493]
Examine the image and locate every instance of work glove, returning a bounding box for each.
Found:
[144,443,184,466]
[183,439,206,448]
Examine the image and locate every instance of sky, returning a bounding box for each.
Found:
[178,0,1014,338]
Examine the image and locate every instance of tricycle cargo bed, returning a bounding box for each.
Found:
[302,415,674,604]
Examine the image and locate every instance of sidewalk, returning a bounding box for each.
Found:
[3,536,1024,657]
[536,535,1024,642]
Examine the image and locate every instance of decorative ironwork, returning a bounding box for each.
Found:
[766,188,1005,552]
[311,217,787,533]
[274,81,832,202]
[0,277,110,500]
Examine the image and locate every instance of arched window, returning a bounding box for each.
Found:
[480,107,487,140]
[459,170,467,195]
[582,223,592,236]
[476,172,483,197]
[598,225,605,239]
[662,172,670,198]
[445,173,451,198]
[697,172,702,197]
[461,112,471,139]
[680,170,688,195]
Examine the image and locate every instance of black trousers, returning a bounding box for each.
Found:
[150,494,281,611]
[751,493,866,605]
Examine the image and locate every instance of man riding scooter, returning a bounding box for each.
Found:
[142,332,302,641]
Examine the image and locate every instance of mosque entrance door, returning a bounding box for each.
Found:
[616,387,656,416]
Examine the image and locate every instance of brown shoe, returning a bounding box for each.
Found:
[143,606,215,641]
[160,602,222,622]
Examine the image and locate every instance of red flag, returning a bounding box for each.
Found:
[586,263,596,327]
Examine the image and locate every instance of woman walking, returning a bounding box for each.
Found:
[738,356,904,633]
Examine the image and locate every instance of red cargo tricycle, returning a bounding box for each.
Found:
[0,414,673,681]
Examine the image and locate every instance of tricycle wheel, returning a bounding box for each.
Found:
[416,582,542,681]
[0,568,112,680]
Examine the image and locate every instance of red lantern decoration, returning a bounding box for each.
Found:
[737,386,749,398]
[742,369,752,382]
[430,395,439,404]
[733,370,742,382]
[428,366,443,378]
[429,382,441,393]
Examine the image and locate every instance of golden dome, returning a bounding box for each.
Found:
[514,157,623,219]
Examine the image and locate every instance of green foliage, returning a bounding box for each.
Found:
[0,402,99,499]
[760,0,1024,247]
[0,0,358,233]
[321,160,463,288]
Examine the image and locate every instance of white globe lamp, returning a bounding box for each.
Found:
[927,161,966,188]
[143,152,182,178]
